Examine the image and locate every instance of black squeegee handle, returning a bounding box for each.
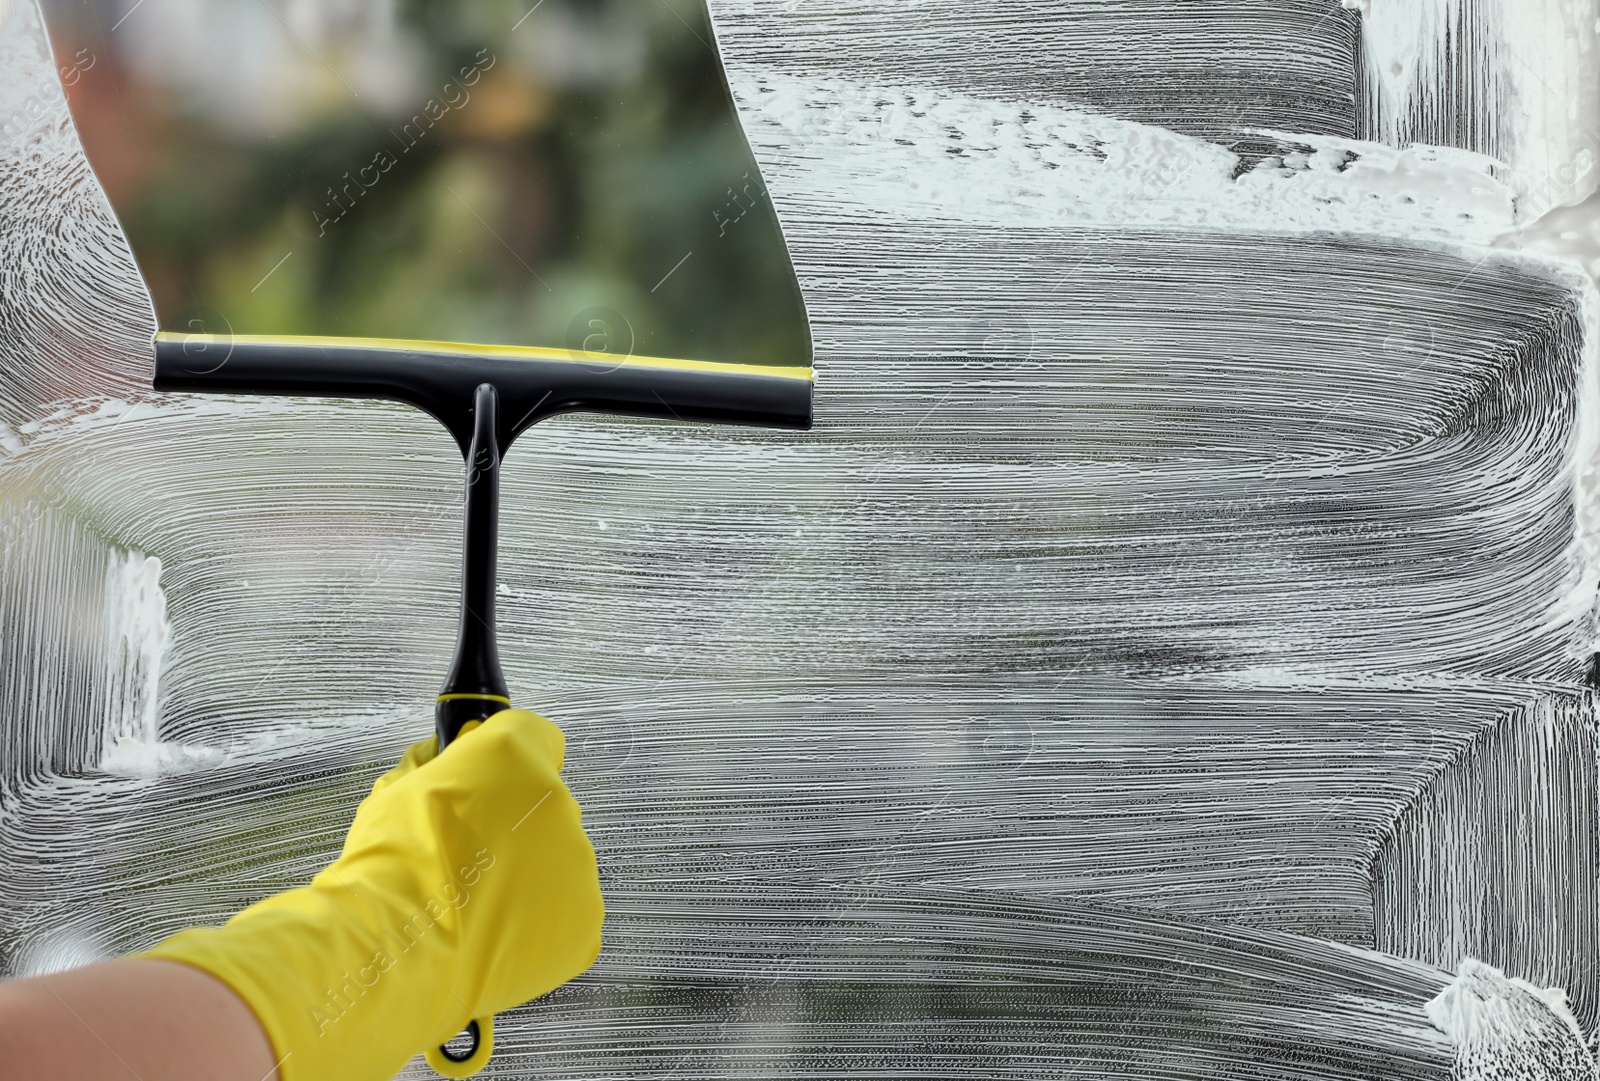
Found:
[432,382,511,749]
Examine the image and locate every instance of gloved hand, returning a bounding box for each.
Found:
[139,709,604,1081]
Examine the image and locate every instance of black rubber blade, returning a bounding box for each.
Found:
[153,333,814,456]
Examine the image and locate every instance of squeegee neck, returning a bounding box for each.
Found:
[435,382,511,748]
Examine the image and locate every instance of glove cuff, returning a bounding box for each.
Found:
[140,877,473,1081]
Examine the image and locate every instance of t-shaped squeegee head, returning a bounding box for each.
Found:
[153,332,814,749]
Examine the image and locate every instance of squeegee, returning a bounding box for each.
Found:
[154,332,813,743]
[151,331,812,1070]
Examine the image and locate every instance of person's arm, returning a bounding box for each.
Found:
[0,710,603,1081]
[0,958,278,1081]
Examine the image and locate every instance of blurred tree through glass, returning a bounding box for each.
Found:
[40,0,810,368]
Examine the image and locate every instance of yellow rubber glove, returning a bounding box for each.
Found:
[139,709,604,1081]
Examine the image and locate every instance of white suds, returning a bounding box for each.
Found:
[96,550,220,777]
[1349,0,1600,220]
[730,70,1521,244]
[99,553,167,761]
[8,923,109,978]
[1428,960,1598,1080]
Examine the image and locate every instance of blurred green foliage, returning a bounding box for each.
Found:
[44,0,809,366]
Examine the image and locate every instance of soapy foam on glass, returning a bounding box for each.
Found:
[2,0,1600,1077]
